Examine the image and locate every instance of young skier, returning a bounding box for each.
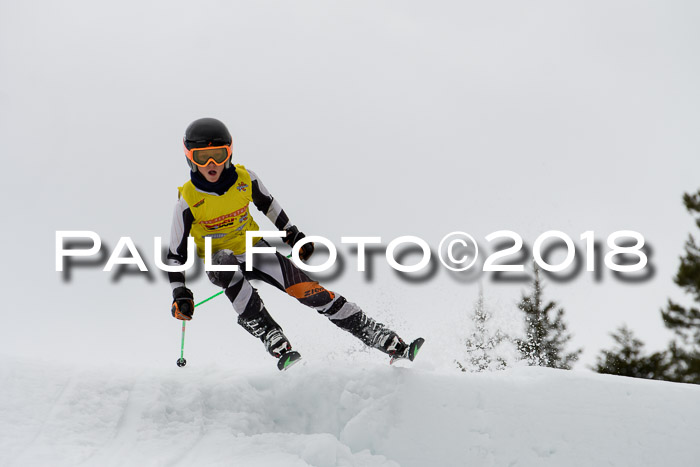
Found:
[167,117,423,369]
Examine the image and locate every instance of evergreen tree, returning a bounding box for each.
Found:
[594,326,670,380]
[517,265,582,369]
[457,288,513,372]
[661,188,700,383]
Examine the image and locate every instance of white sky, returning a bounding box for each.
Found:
[1,1,699,368]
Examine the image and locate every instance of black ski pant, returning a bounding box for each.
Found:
[206,240,361,327]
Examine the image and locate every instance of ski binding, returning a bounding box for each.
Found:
[277,350,302,371]
[390,337,425,365]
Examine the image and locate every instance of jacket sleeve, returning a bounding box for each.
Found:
[248,169,293,231]
[167,196,194,290]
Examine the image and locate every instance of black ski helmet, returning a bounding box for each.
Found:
[183,118,233,171]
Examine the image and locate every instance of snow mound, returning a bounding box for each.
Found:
[2,356,699,467]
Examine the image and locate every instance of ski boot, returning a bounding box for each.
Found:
[335,311,419,362]
[263,328,302,370]
[238,306,302,371]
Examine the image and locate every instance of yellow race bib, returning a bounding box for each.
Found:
[178,164,261,258]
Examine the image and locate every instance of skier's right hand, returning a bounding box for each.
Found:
[171,286,194,320]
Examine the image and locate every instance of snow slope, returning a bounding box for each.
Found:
[2,355,699,467]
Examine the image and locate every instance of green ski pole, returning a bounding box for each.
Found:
[176,290,225,367]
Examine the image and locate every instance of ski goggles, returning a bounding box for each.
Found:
[184,144,232,167]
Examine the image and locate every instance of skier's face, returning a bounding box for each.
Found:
[199,160,224,183]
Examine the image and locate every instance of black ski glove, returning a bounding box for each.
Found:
[284,226,314,261]
[171,286,194,321]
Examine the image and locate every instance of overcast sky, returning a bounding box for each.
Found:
[2,1,699,368]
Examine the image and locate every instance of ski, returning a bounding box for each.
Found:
[277,350,302,371]
[390,337,425,365]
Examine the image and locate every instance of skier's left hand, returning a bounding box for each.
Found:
[284,226,314,261]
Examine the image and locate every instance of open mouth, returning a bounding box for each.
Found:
[208,170,218,176]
